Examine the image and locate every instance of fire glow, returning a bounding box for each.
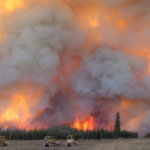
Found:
[6,0,23,12]
[72,116,94,131]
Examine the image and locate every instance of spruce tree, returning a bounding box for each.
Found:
[114,111,121,138]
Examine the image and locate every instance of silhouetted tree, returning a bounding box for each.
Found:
[114,112,121,138]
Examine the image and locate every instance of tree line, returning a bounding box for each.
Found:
[0,112,138,140]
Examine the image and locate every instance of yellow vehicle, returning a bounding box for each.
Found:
[66,135,78,147]
[43,136,60,147]
[0,136,8,146]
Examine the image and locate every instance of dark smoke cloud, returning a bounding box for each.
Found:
[31,93,74,128]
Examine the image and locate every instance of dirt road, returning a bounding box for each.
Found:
[0,139,150,150]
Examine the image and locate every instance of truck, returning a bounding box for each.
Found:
[66,135,78,147]
[43,136,60,147]
[0,136,8,146]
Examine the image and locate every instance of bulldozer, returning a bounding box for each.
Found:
[66,135,78,147]
[43,136,60,147]
[0,136,8,146]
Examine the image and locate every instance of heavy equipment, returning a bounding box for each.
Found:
[66,135,78,147]
[0,136,8,146]
[43,136,60,146]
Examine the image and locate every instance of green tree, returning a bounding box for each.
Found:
[114,112,121,138]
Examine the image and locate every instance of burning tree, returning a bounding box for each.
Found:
[114,112,121,138]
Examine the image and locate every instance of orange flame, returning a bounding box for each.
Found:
[0,0,24,14]
[1,94,31,126]
[0,85,42,129]
[73,116,94,131]
[6,0,23,12]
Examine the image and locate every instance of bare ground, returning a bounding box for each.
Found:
[0,139,150,150]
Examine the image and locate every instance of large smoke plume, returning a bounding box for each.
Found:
[0,0,150,137]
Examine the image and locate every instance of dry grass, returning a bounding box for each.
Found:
[0,139,150,150]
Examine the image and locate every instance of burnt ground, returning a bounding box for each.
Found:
[0,138,150,150]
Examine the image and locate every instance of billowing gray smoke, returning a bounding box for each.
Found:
[0,0,150,137]
[72,47,148,99]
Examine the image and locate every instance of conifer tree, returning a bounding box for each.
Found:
[114,111,121,138]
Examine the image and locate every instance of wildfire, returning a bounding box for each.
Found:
[73,116,94,131]
[0,0,149,137]
[117,99,146,131]
[0,85,42,129]
[2,94,31,125]
[0,0,24,14]
[6,0,23,12]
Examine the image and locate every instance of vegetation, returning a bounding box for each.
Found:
[0,126,138,140]
[0,112,138,140]
[145,133,150,138]
[114,111,121,138]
